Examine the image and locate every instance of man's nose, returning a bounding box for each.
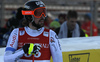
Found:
[41,15,45,19]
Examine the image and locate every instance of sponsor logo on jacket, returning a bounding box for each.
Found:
[10,35,16,47]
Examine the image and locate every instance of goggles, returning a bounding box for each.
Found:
[22,7,46,18]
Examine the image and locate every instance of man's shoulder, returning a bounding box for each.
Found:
[18,27,25,31]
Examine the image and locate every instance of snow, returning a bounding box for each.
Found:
[0,47,5,62]
[59,36,100,52]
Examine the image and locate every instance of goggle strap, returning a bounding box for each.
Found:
[22,10,33,15]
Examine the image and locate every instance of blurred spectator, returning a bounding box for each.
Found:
[55,13,67,35]
[58,13,67,25]
[81,13,98,36]
[1,7,25,47]
[77,21,88,37]
[0,27,8,47]
[58,10,85,38]
[54,18,59,22]
[6,7,25,31]
[50,20,60,31]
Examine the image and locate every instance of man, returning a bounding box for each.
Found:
[81,13,98,36]
[58,10,85,38]
[4,0,63,62]
[58,14,67,25]
[55,14,67,35]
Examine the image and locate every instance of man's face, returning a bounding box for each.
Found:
[34,15,45,28]
[59,17,65,24]
[67,18,77,31]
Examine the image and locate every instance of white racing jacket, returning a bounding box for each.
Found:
[4,26,63,62]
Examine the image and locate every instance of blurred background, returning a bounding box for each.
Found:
[0,1,100,61]
[0,0,100,34]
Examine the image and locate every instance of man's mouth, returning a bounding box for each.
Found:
[39,19,44,23]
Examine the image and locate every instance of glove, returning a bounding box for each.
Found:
[22,43,41,55]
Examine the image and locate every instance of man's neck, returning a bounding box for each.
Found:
[29,23,37,30]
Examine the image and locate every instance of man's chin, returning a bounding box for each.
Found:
[39,23,44,27]
[38,24,44,28]
[40,25,44,28]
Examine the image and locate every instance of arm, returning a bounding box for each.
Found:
[4,28,41,62]
[4,48,24,62]
[4,28,24,62]
[49,30,63,62]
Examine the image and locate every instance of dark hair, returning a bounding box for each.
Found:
[58,14,67,21]
[22,18,30,26]
[16,7,24,20]
[67,10,78,19]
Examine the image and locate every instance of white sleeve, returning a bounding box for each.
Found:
[6,28,19,51]
[4,28,24,62]
[4,48,24,62]
[49,30,63,62]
